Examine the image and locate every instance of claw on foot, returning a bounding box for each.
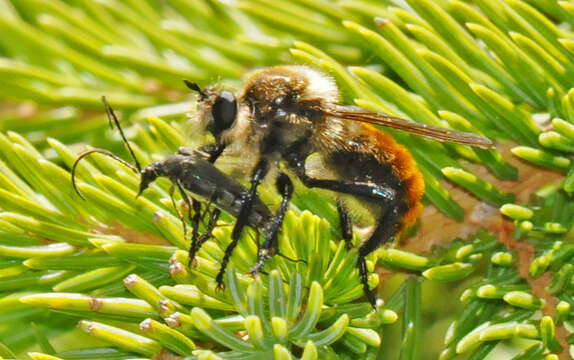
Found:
[249,262,263,277]
[215,272,226,292]
[187,255,199,268]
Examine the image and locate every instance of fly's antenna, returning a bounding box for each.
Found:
[102,96,142,173]
[71,148,138,200]
[183,79,202,94]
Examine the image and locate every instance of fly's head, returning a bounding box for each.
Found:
[185,81,237,140]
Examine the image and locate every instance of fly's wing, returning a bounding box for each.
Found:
[324,104,494,149]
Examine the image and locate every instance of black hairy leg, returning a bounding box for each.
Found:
[290,156,397,202]
[302,176,402,307]
[290,160,407,308]
[177,144,226,164]
[297,175,396,202]
[250,173,294,276]
[337,200,353,248]
[357,202,406,307]
[215,160,269,290]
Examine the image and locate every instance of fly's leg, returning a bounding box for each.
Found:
[298,177,396,202]
[250,173,294,276]
[293,166,405,308]
[358,203,405,307]
[337,200,353,248]
[291,156,397,201]
[215,160,269,291]
[178,144,225,163]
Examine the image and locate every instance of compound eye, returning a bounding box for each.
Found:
[210,91,237,135]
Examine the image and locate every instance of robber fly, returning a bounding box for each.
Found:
[72,98,293,276]
[185,65,493,306]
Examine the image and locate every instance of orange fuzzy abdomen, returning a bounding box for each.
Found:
[364,124,425,229]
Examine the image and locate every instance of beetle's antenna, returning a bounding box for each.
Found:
[277,252,307,265]
[102,96,142,173]
[71,148,138,200]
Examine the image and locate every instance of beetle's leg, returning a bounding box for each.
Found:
[174,145,226,265]
[175,180,201,244]
[169,184,188,240]
[250,173,294,276]
[276,253,307,264]
[215,160,269,290]
[200,187,222,227]
[189,208,222,266]
[337,200,353,248]
[174,180,202,266]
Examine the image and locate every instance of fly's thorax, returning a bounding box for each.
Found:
[219,66,342,161]
[241,66,337,124]
[241,65,339,102]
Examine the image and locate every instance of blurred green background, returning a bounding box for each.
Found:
[1,0,574,359]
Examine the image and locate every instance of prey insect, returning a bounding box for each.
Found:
[186,65,493,306]
[71,98,295,288]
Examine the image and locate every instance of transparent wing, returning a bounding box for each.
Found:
[324,104,494,149]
